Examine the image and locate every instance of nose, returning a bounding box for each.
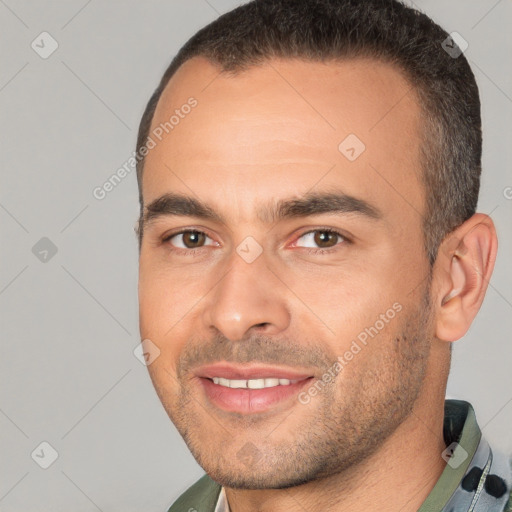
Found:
[201,247,291,341]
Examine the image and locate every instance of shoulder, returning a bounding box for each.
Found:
[505,455,512,512]
[165,474,221,512]
[506,489,512,512]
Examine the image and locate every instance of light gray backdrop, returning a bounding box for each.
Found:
[1,1,511,511]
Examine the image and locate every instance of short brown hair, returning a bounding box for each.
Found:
[136,0,481,265]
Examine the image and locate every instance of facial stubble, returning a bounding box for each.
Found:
[155,285,433,490]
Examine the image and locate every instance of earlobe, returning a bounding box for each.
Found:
[434,214,498,342]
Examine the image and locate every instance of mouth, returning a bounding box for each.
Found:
[194,363,315,414]
[210,376,303,388]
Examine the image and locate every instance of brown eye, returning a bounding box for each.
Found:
[295,229,345,250]
[166,230,212,249]
[313,230,339,248]
[182,231,205,248]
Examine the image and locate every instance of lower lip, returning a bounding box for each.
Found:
[199,377,314,414]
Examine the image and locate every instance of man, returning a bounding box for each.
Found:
[135,0,512,510]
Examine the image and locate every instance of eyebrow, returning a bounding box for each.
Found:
[142,189,382,230]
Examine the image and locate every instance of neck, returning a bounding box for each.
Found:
[225,382,448,512]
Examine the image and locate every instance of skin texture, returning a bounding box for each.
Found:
[137,56,497,512]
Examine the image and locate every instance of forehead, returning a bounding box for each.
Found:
[143,56,424,224]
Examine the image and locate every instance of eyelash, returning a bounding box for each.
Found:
[161,227,350,256]
[291,228,350,255]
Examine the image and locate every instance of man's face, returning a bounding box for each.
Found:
[138,56,435,488]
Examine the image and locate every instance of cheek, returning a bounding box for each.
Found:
[138,265,166,337]
[296,268,406,358]
[138,259,205,367]
[139,259,189,329]
[145,357,181,416]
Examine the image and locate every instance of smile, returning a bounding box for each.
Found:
[210,377,301,388]
[193,363,315,414]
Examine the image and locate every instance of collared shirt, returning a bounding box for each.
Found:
[212,400,512,512]
[214,487,229,512]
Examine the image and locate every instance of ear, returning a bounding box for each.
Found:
[433,213,498,342]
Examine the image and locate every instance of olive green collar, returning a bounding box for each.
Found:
[167,400,511,512]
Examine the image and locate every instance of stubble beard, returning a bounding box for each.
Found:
[162,287,433,490]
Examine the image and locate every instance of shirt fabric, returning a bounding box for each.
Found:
[214,487,229,512]
[167,399,512,512]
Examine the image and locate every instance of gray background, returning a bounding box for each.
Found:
[1,1,511,511]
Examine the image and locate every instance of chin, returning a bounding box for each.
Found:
[207,471,312,490]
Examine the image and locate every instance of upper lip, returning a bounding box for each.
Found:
[194,362,314,381]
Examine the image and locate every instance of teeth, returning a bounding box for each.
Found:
[211,377,298,388]
[248,378,265,389]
